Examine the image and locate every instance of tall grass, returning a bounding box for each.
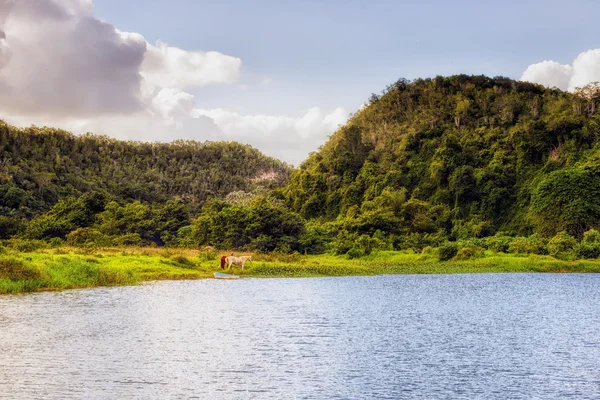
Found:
[1,247,600,294]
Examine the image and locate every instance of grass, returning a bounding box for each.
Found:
[1,247,600,294]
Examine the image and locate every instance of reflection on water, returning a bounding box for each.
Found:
[1,274,600,399]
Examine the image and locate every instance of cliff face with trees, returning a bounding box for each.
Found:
[283,75,600,249]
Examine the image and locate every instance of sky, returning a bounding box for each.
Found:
[1,0,599,165]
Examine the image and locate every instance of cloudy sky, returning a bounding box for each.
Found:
[1,0,599,165]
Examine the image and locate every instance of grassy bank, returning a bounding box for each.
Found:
[1,247,600,294]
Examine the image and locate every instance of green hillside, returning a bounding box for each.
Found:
[283,75,600,248]
[2,75,600,258]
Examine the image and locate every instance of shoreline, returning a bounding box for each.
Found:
[1,247,599,295]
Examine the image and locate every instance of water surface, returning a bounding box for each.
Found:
[1,274,599,399]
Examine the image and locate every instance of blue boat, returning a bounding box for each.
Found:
[213,271,240,280]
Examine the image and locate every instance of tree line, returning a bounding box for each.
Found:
[3,75,600,260]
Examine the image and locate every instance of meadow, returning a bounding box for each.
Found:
[2,247,600,294]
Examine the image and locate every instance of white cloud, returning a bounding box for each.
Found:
[520,60,572,91]
[0,0,347,165]
[142,40,242,89]
[193,106,347,164]
[569,49,600,90]
[0,0,242,116]
[521,49,600,91]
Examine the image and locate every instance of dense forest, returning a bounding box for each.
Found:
[3,75,600,259]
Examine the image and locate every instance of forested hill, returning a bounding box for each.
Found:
[284,75,600,243]
[0,122,290,218]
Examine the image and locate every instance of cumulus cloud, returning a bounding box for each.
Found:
[0,0,241,116]
[521,49,600,91]
[0,0,146,115]
[193,106,347,164]
[0,0,347,165]
[142,41,242,89]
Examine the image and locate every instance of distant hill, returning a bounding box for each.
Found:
[0,122,291,219]
[283,75,600,242]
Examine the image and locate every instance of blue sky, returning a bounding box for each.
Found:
[0,0,598,164]
[94,0,600,115]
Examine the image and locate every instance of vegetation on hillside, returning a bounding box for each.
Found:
[283,75,600,253]
[2,75,600,262]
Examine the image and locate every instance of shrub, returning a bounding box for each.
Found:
[171,255,196,268]
[66,228,112,247]
[453,247,484,260]
[437,242,459,261]
[421,246,434,255]
[347,247,365,259]
[48,237,64,248]
[330,230,357,255]
[583,229,600,244]
[575,242,600,259]
[198,248,218,262]
[547,231,577,259]
[355,234,384,256]
[0,257,42,280]
[7,239,47,252]
[113,233,143,247]
[484,235,512,253]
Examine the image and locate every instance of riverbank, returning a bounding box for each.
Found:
[2,247,600,294]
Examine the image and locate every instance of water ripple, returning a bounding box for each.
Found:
[0,274,599,399]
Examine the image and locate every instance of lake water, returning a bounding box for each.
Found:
[1,274,599,399]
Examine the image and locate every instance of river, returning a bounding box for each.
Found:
[1,273,599,399]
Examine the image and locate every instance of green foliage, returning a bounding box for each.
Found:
[0,257,41,280]
[0,122,290,220]
[284,75,600,244]
[184,197,305,252]
[507,234,547,255]
[113,233,143,247]
[198,248,218,262]
[66,228,112,247]
[48,237,64,248]
[170,255,196,268]
[7,239,47,252]
[484,235,513,253]
[4,75,600,253]
[0,216,25,239]
[530,168,600,237]
[437,242,459,261]
[575,229,600,259]
[547,231,577,259]
[453,247,484,260]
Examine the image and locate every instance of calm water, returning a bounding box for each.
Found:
[1,274,599,399]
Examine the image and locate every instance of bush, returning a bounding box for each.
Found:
[0,257,42,280]
[453,246,484,260]
[330,230,357,255]
[7,239,47,252]
[437,242,458,261]
[171,255,196,268]
[347,247,365,259]
[48,237,64,248]
[66,228,112,247]
[421,246,434,255]
[113,233,143,247]
[575,242,600,259]
[484,235,512,253]
[547,231,577,259]
[198,248,218,262]
[355,234,384,256]
[583,229,600,244]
